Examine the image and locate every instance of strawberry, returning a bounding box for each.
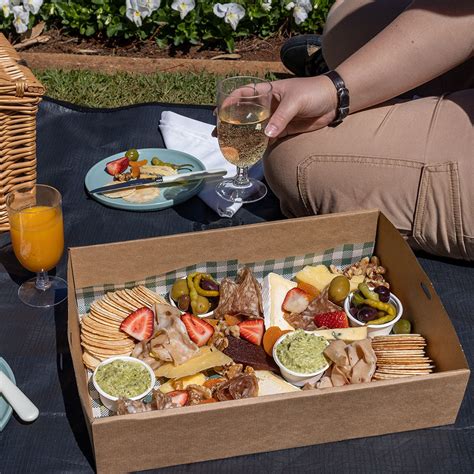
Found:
[238,319,264,346]
[167,390,188,407]
[281,287,311,314]
[181,313,214,347]
[119,307,154,341]
[105,156,129,176]
[314,311,349,329]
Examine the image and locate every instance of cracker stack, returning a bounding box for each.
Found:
[80,286,166,370]
[372,334,434,380]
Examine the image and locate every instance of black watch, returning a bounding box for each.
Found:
[324,70,350,126]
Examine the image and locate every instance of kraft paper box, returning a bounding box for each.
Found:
[67,210,469,473]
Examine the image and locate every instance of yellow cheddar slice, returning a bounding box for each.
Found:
[295,265,339,292]
[262,272,297,331]
[311,326,368,342]
[155,346,232,379]
[255,370,301,396]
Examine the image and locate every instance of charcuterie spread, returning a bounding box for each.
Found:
[76,250,434,417]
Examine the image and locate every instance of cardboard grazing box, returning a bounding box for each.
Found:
[67,210,469,474]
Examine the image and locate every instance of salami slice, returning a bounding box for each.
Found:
[213,278,238,319]
[230,267,263,319]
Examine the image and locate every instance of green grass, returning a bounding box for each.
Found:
[34,69,277,108]
[34,69,221,107]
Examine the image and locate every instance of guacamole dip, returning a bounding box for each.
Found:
[276,330,328,374]
[95,359,151,398]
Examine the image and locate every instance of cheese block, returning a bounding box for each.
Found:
[155,346,232,379]
[262,272,297,331]
[255,370,301,395]
[159,372,207,393]
[311,326,368,342]
[349,275,365,292]
[295,265,338,292]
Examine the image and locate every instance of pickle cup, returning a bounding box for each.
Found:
[168,277,215,318]
[92,356,155,411]
[272,332,330,387]
[344,291,403,337]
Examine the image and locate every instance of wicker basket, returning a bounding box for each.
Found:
[0,33,45,231]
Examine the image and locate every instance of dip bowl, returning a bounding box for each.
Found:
[92,356,155,411]
[273,331,330,387]
[344,291,403,337]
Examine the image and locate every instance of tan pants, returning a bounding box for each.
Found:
[264,0,474,260]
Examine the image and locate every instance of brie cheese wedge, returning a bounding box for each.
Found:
[255,370,300,395]
[262,272,297,331]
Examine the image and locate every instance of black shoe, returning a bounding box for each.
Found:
[280,34,329,77]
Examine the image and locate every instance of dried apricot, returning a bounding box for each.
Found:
[203,378,226,389]
[202,318,219,327]
[129,159,147,168]
[297,281,320,300]
[263,326,292,356]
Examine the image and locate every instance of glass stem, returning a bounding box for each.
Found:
[35,271,51,292]
[233,166,250,187]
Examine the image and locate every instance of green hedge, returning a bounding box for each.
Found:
[1,0,334,51]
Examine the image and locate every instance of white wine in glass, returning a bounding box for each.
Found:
[216,76,272,204]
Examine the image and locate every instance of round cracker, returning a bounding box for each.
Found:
[81,341,131,356]
[105,292,137,312]
[81,333,134,348]
[123,186,160,203]
[101,182,137,199]
[82,350,102,370]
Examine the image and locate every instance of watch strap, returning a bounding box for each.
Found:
[324,70,350,126]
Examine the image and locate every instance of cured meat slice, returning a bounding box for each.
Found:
[214,267,263,320]
[215,373,259,401]
[284,288,341,330]
[213,278,238,319]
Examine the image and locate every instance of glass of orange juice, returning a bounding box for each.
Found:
[6,184,67,307]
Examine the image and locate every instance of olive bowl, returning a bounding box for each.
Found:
[272,331,330,387]
[92,356,156,411]
[344,291,403,337]
[168,277,217,319]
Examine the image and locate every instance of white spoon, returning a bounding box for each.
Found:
[0,371,39,423]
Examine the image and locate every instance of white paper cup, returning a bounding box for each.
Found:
[92,356,155,411]
[344,291,403,337]
[273,332,330,387]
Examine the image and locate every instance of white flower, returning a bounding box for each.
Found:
[12,5,29,33]
[0,0,11,18]
[261,0,271,12]
[288,0,312,25]
[126,0,151,26]
[213,3,245,31]
[171,0,195,19]
[22,0,43,15]
[139,0,160,13]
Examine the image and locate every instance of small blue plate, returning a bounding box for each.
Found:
[0,357,15,431]
[85,148,206,211]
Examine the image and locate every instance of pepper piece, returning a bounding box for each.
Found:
[194,273,219,297]
[358,282,380,301]
[366,314,396,325]
[187,272,199,315]
[351,291,365,306]
[361,298,396,316]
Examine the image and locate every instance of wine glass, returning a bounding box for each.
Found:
[215,76,273,203]
[6,184,67,308]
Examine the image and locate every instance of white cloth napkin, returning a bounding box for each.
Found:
[159,111,263,217]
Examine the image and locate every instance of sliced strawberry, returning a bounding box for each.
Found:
[181,313,214,347]
[105,156,129,176]
[238,319,264,346]
[119,307,154,341]
[314,311,349,329]
[282,287,311,314]
[168,390,188,407]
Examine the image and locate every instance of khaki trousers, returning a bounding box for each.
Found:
[264,0,474,260]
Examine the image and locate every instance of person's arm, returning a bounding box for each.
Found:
[264,0,474,138]
[338,0,474,113]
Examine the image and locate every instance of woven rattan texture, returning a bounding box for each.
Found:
[0,33,44,231]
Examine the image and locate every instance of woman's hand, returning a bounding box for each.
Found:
[263,75,338,139]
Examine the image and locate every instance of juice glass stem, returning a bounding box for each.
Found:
[234,167,250,187]
[36,271,51,292]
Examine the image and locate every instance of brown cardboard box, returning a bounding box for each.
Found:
[67,210,469,473]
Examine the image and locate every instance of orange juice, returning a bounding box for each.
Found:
[10,206,64,273]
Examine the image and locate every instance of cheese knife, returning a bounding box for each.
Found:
[90,169,227,194]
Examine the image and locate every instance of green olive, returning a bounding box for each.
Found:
[328,275,350,304]
[125,148,139,161]
[151,157,161,166]
[195,295,210,315]
[170,279,189,301]
[393,319,411,334]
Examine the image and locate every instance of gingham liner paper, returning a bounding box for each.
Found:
[75,242,374,418]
